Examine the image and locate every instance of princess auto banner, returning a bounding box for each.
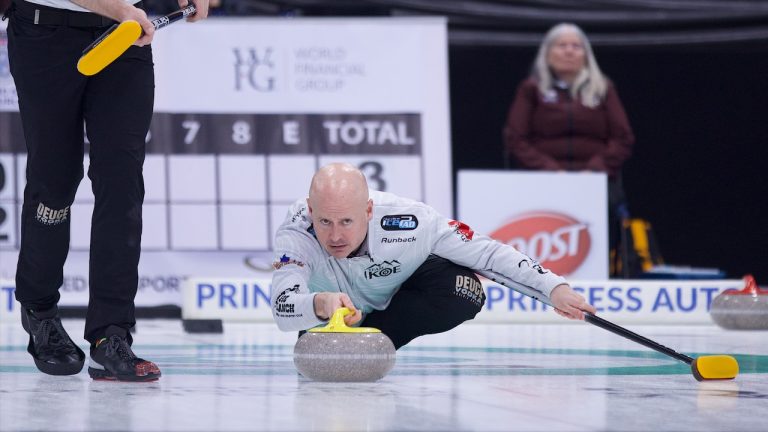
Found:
[177,277,741,325]
[458,170,609,279]
[0,17,451,308]
[3,276,741,324]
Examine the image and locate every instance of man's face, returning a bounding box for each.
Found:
[308,196,373,259]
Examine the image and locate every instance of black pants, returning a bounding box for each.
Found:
[7,1,154,344]
[361,256,486,349]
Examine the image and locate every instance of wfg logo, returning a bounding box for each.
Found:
[233,47,276,92]
[489,212,590,275]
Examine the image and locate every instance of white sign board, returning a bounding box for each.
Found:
[458,170,608,279]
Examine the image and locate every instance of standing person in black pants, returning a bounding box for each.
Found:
[4,0,208,381]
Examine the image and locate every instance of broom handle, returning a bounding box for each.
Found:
[583,313,693,364]
[152,3,197,30]
[476,269,694,365]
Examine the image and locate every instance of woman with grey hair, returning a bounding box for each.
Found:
[503,23,634,275]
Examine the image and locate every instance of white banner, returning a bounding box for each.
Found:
[0,250,274,310]
[2,276,738,325]
[178,277,741,325]
[458,170,608,279]
[182,277,274,321]
[476,278,742,324]
[0,278,18,322]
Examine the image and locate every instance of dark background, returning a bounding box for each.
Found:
[449,42,768,282]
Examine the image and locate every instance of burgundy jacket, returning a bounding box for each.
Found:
[503,77,634,178]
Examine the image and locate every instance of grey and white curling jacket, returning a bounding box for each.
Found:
[270,190,567,331]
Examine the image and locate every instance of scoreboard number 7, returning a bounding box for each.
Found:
[182,120,201,144]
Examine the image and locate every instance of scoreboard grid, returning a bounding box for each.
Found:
[0,112,424,252]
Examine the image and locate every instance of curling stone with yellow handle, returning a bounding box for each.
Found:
[293,307,396,382]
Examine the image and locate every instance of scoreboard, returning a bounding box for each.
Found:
[0,17,451,305]
[2,112,423,252]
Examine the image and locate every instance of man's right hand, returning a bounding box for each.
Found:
[313,293,362,326]
[121,7,154,46]
[71,0,155,45]
[550,283,597,320]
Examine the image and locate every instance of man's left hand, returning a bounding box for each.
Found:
[178,0,209,22]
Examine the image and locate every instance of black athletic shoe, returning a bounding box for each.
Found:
[21,305,85,376]
[88,325,161,382]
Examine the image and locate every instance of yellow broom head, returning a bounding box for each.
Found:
[77,21,142,76]
[691,355,739,381]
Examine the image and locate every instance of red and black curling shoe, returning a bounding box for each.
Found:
[88,325,161,382]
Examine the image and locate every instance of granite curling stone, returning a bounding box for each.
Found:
[294,307,396,382]
[710,275,768,330]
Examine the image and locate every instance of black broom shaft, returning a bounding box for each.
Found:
[152,3,197,30]
[477,269,695,365]
[584,312,693,364]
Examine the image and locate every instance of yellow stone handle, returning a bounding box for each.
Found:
[327,307,352,331]
[308,307,382,333]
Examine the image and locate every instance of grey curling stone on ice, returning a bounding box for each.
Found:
[710,275,768,330]
[294,308,396,382]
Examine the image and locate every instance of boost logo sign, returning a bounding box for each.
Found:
[489,212,590,275]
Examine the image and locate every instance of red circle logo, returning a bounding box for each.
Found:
[489,212,591,275]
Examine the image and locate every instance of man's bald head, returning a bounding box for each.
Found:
[307,163,373,258]
[309,163,369,206]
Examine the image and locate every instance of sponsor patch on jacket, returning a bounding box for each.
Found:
[448,220,474,242]
[380,214,418,231]
[364,260,401,279]
[272,254,305,270]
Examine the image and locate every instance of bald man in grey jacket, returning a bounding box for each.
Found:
[271,163,595,349]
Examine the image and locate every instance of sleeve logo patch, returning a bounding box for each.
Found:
[291,207,307,223]
[272,254,305,270]
[448,220,474,242]
[274,284,301,315]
